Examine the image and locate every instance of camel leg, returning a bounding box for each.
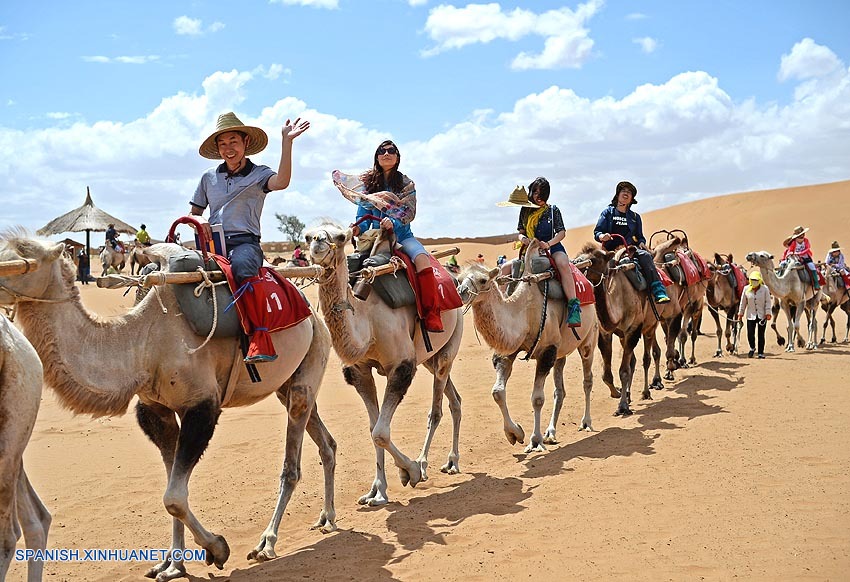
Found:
[543,356,567,443]
[249,370,326,563]
[305,407,338,529]
[597,332,620,398]
[526,345,557,453]
[688,306,702,365]
[806,300,819,349]
[576,337,595,432]
[136,402,190,581]
[640,334,653,400]
[439,376,462,475]
[162,400,229,571]
[371,360,423,488]
[491,352,525,445]
[842,303,850,342]
[771,300,786,347]
[0,461,21,582]
[415,365,449,484]
[663,315,683,381]
[15,469,51,582]
[615,330,641,416]
[709,305,723,357]
[343,364,389,506]
[649,333,664,390]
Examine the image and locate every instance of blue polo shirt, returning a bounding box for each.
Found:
[190,159,276,237]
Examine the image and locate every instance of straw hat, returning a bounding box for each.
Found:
[496,185,537,208]
[199,112,269,160]
[829,241,842,252]
[783,225,809,247]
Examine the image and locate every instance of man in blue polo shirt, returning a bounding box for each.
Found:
[189,111,310,284]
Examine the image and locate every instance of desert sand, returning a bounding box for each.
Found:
[8,180,850,581]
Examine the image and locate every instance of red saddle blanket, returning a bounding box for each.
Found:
[213,256,312,360]
[570,262,595,305]
[677,250,711,286]
[656,266,673,287]
[731,264,747,298]
[394,250,463,316]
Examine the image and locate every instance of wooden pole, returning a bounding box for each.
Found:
[0,259,39,277]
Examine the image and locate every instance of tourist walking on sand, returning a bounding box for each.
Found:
[593,181,671,304]
[341,139,445,333]
[77,248,89,284]
[737,270,772,358]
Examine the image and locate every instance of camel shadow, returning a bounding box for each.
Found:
[698,360,748,374]
[519,379,730,480]
[191,529,397,581]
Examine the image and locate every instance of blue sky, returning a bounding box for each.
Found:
[1,0,849,243]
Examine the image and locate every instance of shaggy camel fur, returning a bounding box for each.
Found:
[305,222,463,506]
[706,253,745,357]
[0,233,336,582]
[818,265,850,344]
[456,243,598,451]
[99,244,125,276]
[747,251,821,351]
[0,315,50,582]
[574,242,664,417]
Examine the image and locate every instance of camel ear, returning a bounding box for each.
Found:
[727,253,734,263]
[604,251,614,261]
[47,242,65,261]
[343,229,353,244]
[488,267,500,279]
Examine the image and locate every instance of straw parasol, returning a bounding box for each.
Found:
[36,186,137,259]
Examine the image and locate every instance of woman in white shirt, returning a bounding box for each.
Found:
[737,270,773,358]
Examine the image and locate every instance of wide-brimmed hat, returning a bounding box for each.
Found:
[829,240,841,252]
[783,225,809,247]
[199,112,269,160]
[496,185,537,208]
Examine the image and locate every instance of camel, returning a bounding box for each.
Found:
[0,231,337,582]
[456,242,598,450]
[746,251,821,351]
[574,242,665,417]
[706,253,745,357]
[818,264,850,344]
[99,244,125,276]
[129,240,153,275]
[0,315,51,582]
[304,222,463,506]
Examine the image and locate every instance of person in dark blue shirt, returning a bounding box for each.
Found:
[593,181,670,303]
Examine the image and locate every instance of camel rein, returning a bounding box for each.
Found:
[0,280,71,321]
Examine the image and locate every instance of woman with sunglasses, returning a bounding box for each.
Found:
[349,140,445,332]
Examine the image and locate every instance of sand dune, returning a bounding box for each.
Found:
[8,179,850,581]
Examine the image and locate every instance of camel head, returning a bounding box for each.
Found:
[650,235,683,259]
[745,251,774,268]
[456,262,500,305]
[304,221,352,269]
[574,241,611,285]
[0,229,69,305]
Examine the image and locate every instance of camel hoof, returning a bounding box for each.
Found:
[614,407,633,417]
[440,460,461,475]
[147,561,186,582]
[504,423,525,445]
[542,431,558,445]
[663,372,675,381]
[524,440,546,453]
[713,350,722,358]
[248,547,276,562]
[641,391,653,401]
[651,380,664,390]
[400,462,422,488]
[205,534,230,569]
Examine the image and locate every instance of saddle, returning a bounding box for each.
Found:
[167,250,312,348]
[778,260,825,287]
[663,249,710,286]
[510,256,594,305]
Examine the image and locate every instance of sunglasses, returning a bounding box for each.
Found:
[377,146,398,156]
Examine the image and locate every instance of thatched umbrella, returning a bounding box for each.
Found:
[36,186,137,259]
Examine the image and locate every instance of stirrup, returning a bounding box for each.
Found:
[244,354,278,364]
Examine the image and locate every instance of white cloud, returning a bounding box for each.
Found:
[778,37,842,82]
[409,0,428,5]
[633,36,658,54]
[422,0,602,70]
[173,16,225,36]
[269,0,339,8]
[82,55,159,64]
[626,12,646,20]
[262,63,292,81]
[46,112,73,120]
[2,39,849,239]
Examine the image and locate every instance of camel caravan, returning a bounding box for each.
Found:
[1,204,847,581]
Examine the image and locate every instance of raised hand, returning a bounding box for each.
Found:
[282,117,310,142]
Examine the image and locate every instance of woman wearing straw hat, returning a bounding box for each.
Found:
[781,225,819,290]
[504,177,582,327]
[737,270,772,358]
[824,241,850,289]
[189,111,309,284]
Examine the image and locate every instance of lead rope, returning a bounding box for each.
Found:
[522,277,549,361]
[186,268,228,355]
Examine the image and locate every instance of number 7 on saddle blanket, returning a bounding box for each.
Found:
[214,255,312,363]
